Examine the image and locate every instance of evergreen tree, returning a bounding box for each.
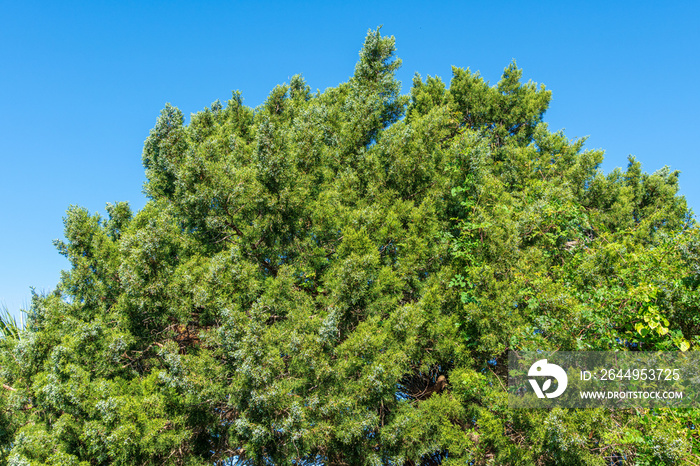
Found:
[1,28,698,465]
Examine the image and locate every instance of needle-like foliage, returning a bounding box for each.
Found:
[1,28,698,465]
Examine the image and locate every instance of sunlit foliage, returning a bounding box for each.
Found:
[1,28,698,465]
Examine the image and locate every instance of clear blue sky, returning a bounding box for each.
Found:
[1,1,698,317]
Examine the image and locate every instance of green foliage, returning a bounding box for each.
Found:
[0,306,24,341]
[1,28,698,465]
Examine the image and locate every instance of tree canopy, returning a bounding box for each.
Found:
[1,28,699,465]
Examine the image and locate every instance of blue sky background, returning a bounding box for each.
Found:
[1,1,698,317]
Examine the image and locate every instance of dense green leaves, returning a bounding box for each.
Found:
[1,28,698,465]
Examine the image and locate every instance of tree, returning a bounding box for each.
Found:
[0,28,698,465]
